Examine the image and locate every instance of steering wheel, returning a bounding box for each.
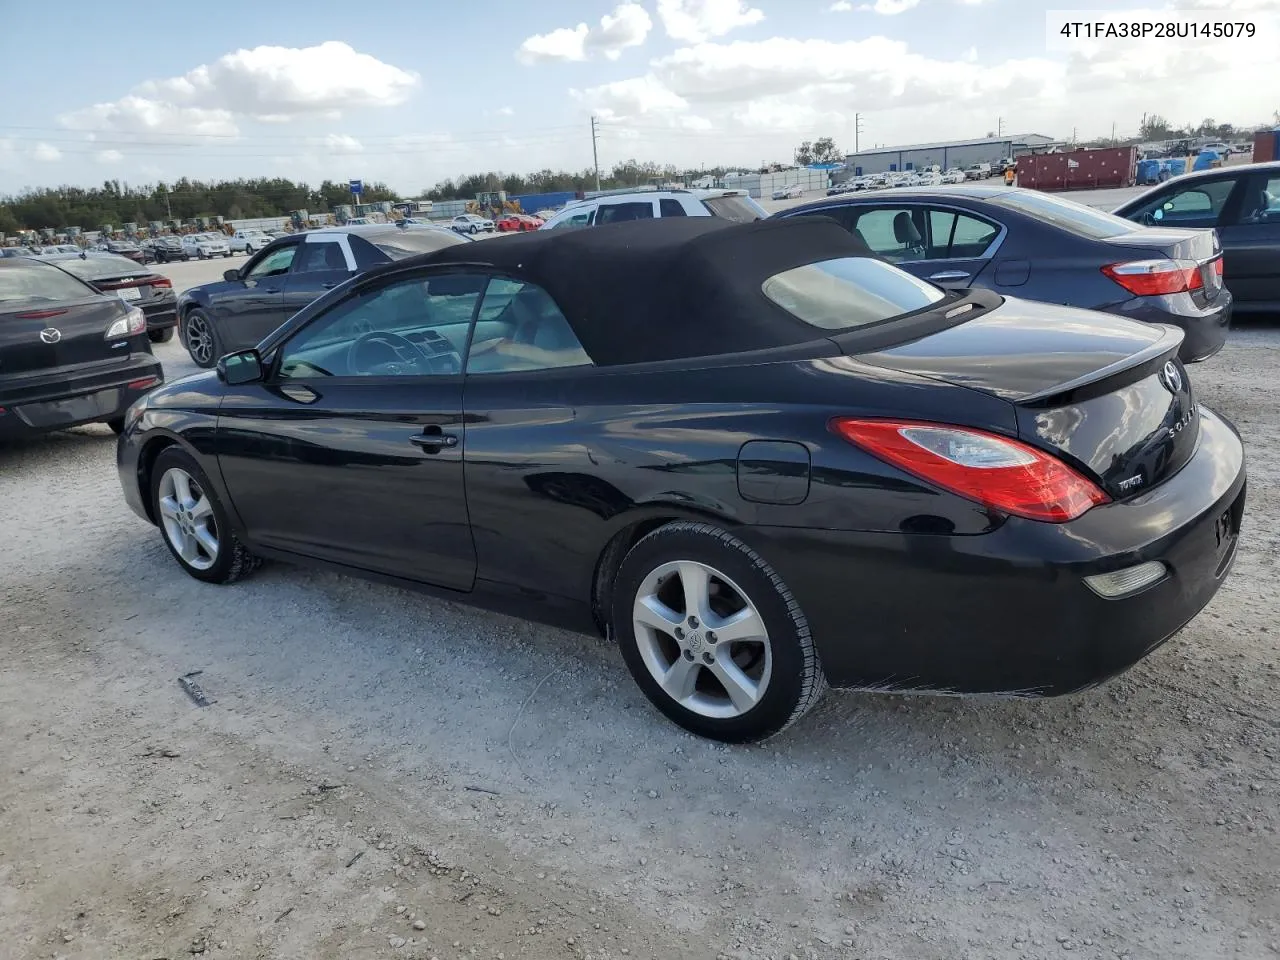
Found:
[347,330,461,376]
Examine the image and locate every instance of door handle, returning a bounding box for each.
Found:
[263,286,280,294]
[409,429,458,450]
[928,270,970,282]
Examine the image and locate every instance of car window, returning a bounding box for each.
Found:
[702,195,766,222]
[851,208,928,262]
[0,260,98,303]
[50,254,142,281]
[466,277,591,374]
[277,272,485,379]
[291,240,348,274]
[247,245,297,279]
[597,202,655,224]
[926,209,1000,259]
[991,190,1135,238]
[359,227,466,260]
[762,256,946,331]
[659,198,687,217]
[1131,179,1236,226]
[550,209,594,230]
[1238,175,1280,224]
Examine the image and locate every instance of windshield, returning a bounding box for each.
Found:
[0,260,97,304]
[988,190,1135,239]
[762,256,946,330]
[53,254,145,281]
[362,228,466,260]
[703,195,766,222]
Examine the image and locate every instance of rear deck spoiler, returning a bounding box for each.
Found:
[1018,324,1184,406]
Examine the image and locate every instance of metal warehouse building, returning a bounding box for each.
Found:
[844,134,1057,176]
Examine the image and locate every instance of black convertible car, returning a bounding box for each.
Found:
[117,217,1246,742]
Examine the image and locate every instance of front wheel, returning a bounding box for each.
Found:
[244,244,254,255]
[150,447,260,584]
[470,224,478,234]
[611,522,827,743]
[183,308,220,369]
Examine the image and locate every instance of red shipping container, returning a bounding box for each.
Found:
[1253,131,1278,163]
[1016,147,1137,192]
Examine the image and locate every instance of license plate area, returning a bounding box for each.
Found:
[1212,488,1245,578]
[118,286,142,301]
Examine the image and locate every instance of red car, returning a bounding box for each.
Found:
[496,214,544,232]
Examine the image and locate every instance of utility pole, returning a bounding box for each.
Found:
[591,116,601,192]
[164,185,172,220]
[997,116,1005,139]
[854,112,864,154]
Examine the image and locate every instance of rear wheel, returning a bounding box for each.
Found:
[150,447,260,585]
[183,308,220,368]
[611,522,827,743]
[149,327,175,344]
[106,417,125,435]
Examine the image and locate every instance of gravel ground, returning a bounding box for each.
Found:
[2,289,1278,959]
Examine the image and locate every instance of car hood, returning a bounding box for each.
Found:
[179,278,241,304]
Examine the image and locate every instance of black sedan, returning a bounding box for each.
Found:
[774,185,1232,362]
[117,217,1245,743]
[46,252,178,343]
[1,257,162,440]
[1112,160,1280,313]
[176,223,469,368]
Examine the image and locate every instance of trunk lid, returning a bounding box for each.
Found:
[0,296,134,377]
[851,297,1197,500]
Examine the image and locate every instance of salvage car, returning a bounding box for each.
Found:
[46,252,178,343]
[1,257,162,439]
[451,214,495,234]
[182,233,231,260]
[118,217,1245,742]
[774,185,1232,362]
[1112,160,1280,314]
[176,223,467,368]
[495,213,543,232]
[540,189,766,230]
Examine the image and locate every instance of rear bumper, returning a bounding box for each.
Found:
[0,355,163,439]
[141,299,178,331]
[1114,289,1232,363]
[736,405,1246,696]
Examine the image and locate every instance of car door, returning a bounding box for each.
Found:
[281,234,355,318]
[1121,175,1240,229]
[460,275,599,601]
[911,207,1003,289]
[548,205,596,230]
[215,241,299,351]
[215,268,484,589]
[1213,171,1280,308]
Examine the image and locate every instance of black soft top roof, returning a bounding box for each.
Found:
[417,216,872,366]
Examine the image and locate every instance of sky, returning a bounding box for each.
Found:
[0,0,1277,196]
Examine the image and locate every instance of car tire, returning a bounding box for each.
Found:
[470,224,478,234]
[106,417,125,435]
[611,521,827,743]
[244,244,254,255]
[149,327,175,344]
[183,308,221,369]
[150,446,261,585]
[224,252,231,258]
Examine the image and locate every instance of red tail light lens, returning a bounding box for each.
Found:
[151,277,173,289]
[831,418,1110,523]
[1101,259,1205,296]
[1212,256,1224,277]
[15,308,67,320]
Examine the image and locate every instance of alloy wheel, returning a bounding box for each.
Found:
[185,314,214,365]
[632,560,772,719]
[157,467,219,571]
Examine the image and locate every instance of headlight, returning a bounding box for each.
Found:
[106,305,146,339]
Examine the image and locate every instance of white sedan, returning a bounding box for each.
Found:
[771,184,804,200]
[182,233,232,259]
[229,229,271,254]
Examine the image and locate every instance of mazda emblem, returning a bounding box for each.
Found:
[1161,360,1182,394]
[39,327,62,344]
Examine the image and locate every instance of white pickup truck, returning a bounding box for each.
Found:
[229,229,271,254]
[963,163,992,180]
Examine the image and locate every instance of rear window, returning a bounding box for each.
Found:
[761,257,946,330]
[358,227,467,261]
[703,195,766,223]
[0,261,97,304]
[988,190,1134,239]
[53,254,145,281]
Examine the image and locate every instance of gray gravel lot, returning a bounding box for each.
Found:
[2,230,1278,959]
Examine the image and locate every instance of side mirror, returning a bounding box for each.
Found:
[216,349,264,385]
[223,268,240,282]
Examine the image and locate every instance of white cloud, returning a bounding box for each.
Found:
[573,75,691,118]
[858,0,920,14]
[497,105,515,116]
[33,142,62,162]
[829,0,853,9]
[96,149,124,164]
[59,42,417,137]
[319,134,364,154]
[518,3,653,64]
[656,0,764,43]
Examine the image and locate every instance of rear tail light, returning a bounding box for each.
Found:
[105,306,146,339]
[1212,256,1224,277]
[16,308,68,320]
[1102,259,1205,296]
[127,376,161,390]
[830,418,1110,523]
[151,277,173,289]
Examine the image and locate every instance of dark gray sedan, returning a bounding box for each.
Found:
[774,185,1231,362]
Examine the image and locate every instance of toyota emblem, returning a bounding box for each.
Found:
[39,327,62,344]
[1161,360,1182,394]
